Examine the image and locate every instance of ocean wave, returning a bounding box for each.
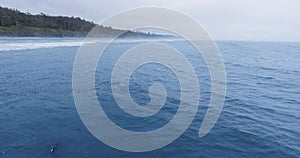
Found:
[0,37,183,51]
[0,40,86,51]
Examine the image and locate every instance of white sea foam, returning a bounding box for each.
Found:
[0,37,181,51]
[0,38,87,51]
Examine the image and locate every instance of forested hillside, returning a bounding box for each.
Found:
[0,6,147,37]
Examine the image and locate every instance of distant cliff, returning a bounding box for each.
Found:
[0,6,158,37]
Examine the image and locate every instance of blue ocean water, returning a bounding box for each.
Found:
[0,38,300,157]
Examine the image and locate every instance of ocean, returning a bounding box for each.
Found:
[0,37,299,157]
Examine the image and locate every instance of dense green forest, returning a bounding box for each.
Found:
[0,6,152,37]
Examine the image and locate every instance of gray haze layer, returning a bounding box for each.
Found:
[1,0,300,41]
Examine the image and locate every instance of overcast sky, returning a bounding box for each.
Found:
[1,0,300,41]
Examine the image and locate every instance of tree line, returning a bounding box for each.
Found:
[0,6,95,32]
[0,6,163,37]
